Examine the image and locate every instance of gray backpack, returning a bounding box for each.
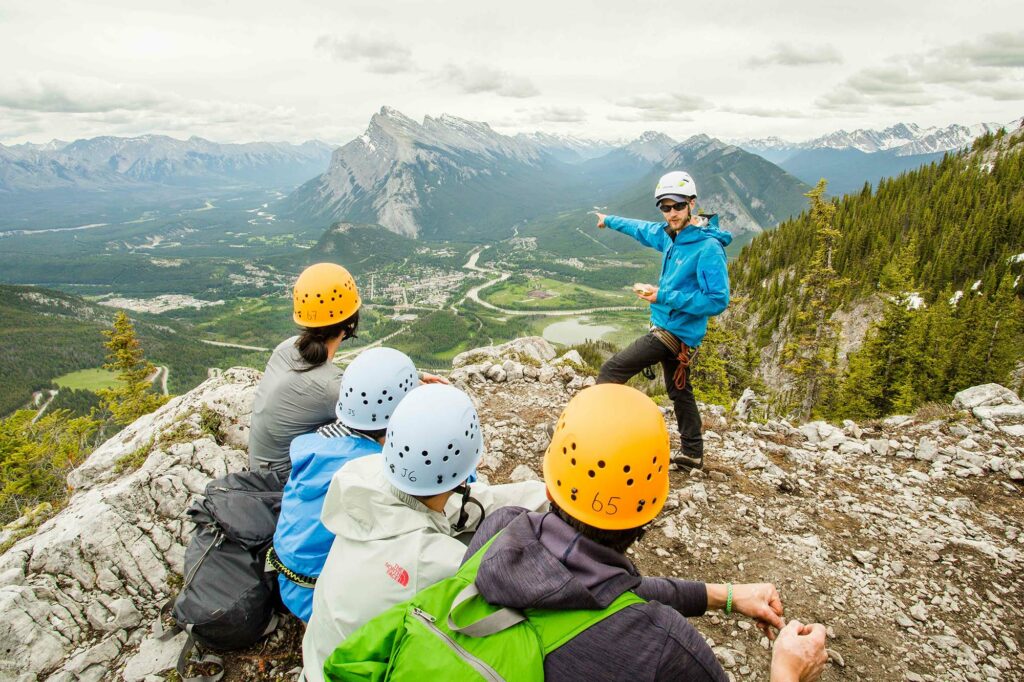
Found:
[160,471,285,681]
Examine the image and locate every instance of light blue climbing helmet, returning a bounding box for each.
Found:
[382,384,483,496]
[337,347,418,430]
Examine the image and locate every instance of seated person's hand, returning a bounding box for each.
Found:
[731,583,785,640]
[420,373,450,385]
[771,620,828,682]
[593,212,607,229]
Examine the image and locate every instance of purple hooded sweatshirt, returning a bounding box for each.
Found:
[463,507,729,682]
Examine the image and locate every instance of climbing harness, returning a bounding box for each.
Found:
[651,327,697,391]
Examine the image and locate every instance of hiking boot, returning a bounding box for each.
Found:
[671,453,704,471]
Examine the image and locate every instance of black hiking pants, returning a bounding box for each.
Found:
[596,332,703,460]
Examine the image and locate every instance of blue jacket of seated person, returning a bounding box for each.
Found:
[274,426,380,621]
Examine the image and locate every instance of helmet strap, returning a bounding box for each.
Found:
[451,483,486,533]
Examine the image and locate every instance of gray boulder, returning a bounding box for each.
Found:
[952,384,1021,411]
[452,337,556,368]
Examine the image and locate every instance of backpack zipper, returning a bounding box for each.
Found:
[410,608,506,682]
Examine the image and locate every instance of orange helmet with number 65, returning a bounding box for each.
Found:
[293,262,361,328]
[543,384,670,530]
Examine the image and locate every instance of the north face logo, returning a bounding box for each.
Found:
[385,561,410,587]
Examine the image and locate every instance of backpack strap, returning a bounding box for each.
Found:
[445,531,646,650]
[528,590,646,655]
[176,634,225,682]
[447,583,525,636]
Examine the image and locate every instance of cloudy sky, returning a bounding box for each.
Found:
[1,0,1022,146]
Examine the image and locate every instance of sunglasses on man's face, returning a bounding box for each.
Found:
[658,201,689,214]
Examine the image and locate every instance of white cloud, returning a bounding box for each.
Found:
[817,31,1024,111]
[610,93,710,122]
[522,106,587,123]
[441,65,539,98]
[720,105,812,119]
[314,35,414,75]
[0,74,165,113]
[747,44,843,67]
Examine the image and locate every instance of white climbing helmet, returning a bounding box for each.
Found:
[382,384,483,496]
[654,170,697,205]
[336,347,418,431]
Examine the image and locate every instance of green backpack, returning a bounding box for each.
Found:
[322,533,645,681]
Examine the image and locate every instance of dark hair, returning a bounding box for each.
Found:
[550,501,647,554]
[294,310,360,371]
[353,426,387,440]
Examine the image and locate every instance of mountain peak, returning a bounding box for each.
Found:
[621,131,677,163]
[636,130,672,144]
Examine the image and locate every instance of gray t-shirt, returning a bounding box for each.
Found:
[248,336,342,475]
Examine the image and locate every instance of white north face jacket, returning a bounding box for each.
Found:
[301,453,548,682]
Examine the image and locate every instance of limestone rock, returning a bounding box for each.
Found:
[509,464,541,482]
[68,367,260,490]
[0,370,255,679]
[952,383,1021,410]
[553,349,585,368]
[122,630,188,681]
[734,388,758,420]
[452,337,556,369]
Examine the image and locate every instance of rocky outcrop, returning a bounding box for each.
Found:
[0,368,259,682]
[0,342,1021,681]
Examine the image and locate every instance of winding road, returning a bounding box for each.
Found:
[200,339,271,352]
[458,246,641,317]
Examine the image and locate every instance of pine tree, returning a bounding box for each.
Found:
[781,180,846,420]
[0,409,99,524]
[692,318,732,408]
[97,312,169,426]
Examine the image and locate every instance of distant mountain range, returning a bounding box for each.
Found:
[733,121,1019,196]
[2,114,1007,238]
[0,136,335,192]
[615,135,809,238]
[735,121,1011,163]
[284,107,803,242]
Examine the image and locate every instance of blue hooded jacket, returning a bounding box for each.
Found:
[604,214,732,347]
[274,429,381,621]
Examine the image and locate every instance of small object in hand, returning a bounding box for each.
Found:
[633,283,653,296]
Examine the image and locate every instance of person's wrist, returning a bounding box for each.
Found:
[769,658,799,682]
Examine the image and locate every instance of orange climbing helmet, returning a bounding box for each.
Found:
[292,263,361,328]
[544,384,670,530]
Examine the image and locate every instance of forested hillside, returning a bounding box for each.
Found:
[0,286,267,415]
[727,126,1024,419]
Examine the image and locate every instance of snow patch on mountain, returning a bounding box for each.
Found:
[736,121,1012,158]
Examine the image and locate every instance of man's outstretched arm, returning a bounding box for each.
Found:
[594,212,668,251]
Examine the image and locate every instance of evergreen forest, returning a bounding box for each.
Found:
[726,129,1024,420]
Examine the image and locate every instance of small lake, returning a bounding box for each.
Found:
[542,317,617,345]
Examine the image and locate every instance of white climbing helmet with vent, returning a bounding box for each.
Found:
[654,170,697,205]
[382,384,482,496]
[336,347,418,431]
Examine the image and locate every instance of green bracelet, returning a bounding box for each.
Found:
[725,584,733,615]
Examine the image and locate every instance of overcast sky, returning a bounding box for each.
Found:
[1,0,1022,146]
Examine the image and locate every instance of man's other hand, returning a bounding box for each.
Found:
[731,583,785,640]
[636,285,658,303]
[770,620,828,682]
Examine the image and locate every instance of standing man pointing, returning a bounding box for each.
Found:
[594,170,731,471]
